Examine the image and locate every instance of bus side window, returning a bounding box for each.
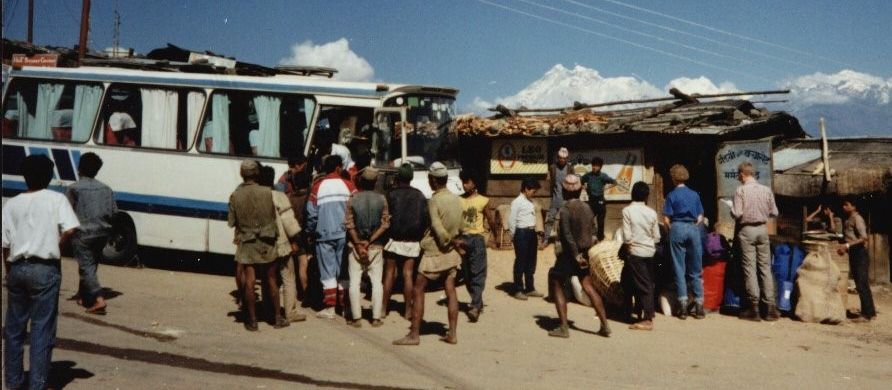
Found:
[96,85,205,151]
[199,90,314,159]
[1,79,102,143]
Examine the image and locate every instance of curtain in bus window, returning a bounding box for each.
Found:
[186,91,205,149]
[28,83,65,139]
[72,84,102,142]
[253,95,281,157]
[15,92,32,137]
[140,88,179,149]
[205,93,230,153]
[303,100,315,143]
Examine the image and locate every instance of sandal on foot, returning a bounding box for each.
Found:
[548,326,570,338]
[597,327,612,338]
[440,332,457,344]
[85,304,107,315]
[347,320,362,328]
[371,319,384,327]
[629,322,653,331]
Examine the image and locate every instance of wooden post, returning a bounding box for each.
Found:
[27,0,34,43]
[820,117,831,182]
[78,0,91,65]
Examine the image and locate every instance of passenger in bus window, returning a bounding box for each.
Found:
[107,112,139,146]
[51,109,73,142]
[3,108,19,138]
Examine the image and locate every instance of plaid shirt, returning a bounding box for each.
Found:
[731,177,778,224]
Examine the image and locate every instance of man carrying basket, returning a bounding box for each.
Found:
[547,174,611,338]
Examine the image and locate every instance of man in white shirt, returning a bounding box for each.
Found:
[621,182,660,331]
[509,178,541,300]
[3,155,80,390]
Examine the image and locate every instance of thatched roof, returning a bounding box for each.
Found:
[453,99,804,139]
[773,138,892,197]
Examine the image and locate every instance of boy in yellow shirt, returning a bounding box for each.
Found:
[459,170,496,322]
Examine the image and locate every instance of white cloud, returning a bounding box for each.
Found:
[783,69,891,108]
[665,76,738,95]
[467,64,742,114]
[279,38,374,82]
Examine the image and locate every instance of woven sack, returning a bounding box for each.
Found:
[794,243,844,324]
[587,240,625,305]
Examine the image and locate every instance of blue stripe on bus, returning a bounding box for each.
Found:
[12,70,385,97]
[52,148,77,181]
[2,179,229,221]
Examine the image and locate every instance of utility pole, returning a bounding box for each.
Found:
[27,0,34,43]
[78,0,91,64]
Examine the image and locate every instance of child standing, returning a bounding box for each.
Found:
[509,178,542,300]
[621,182,660,330]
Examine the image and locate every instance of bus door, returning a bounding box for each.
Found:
[373,107,405,166]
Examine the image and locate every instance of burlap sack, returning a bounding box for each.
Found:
[587,240,625,306]
[794,243,844,324]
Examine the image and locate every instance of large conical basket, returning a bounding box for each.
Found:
[587,240,625,306]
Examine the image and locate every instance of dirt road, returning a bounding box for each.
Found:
[2,248,890,389]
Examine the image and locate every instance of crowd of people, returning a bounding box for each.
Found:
[2,146,879,389]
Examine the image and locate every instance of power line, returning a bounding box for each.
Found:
[561,0,816,70]
[597,0,851,67]
[476,0,772,82]
[515,0,771,71]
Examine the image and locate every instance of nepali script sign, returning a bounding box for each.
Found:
[490,138,548,175]
[715,139,773,198]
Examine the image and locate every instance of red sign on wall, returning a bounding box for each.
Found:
[11,54,59,68]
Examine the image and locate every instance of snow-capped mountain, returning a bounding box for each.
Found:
[469,65,890,137]
[783,70,892,137]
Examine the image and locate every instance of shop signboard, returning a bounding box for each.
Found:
[490,138,548,175]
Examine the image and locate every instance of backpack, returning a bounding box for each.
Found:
[704,232,730,260]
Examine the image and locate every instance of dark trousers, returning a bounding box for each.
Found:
[849,244,876,318]
[513,228,538,293]
[72,235,106,306]
[622,254,655,320]
[461,234,487,309]
[588,197,607,241]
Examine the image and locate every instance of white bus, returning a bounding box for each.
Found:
[1,61,461,259]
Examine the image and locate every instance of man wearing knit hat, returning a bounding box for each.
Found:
[394,162,464,345]
[547,173,611,338]
[382,163,429,320]
[544,147,572,248]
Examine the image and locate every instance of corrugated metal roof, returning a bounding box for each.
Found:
[773,148,821,171]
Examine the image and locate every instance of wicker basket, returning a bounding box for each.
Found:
[587,240,625,306]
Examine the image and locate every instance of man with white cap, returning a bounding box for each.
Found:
[344,167,390,327]
[547,173,611,338]
[544,147,572,248]
[106,111,139,146]
[394,162,464,345]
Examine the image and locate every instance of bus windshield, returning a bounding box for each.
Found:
[384,94,458,168]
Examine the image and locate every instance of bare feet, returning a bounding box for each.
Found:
[440,330,457,344]
[597,325,612,338]
[393,335,420,346]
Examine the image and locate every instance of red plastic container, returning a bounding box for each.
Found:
[702,259,727,311]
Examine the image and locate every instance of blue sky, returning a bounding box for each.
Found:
[4,0,891,113]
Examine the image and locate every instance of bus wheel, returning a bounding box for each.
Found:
[102,212,138,264]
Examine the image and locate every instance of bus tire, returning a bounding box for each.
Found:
[102,212,138,264]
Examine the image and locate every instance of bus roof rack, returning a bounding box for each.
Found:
[274,65,338,78]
